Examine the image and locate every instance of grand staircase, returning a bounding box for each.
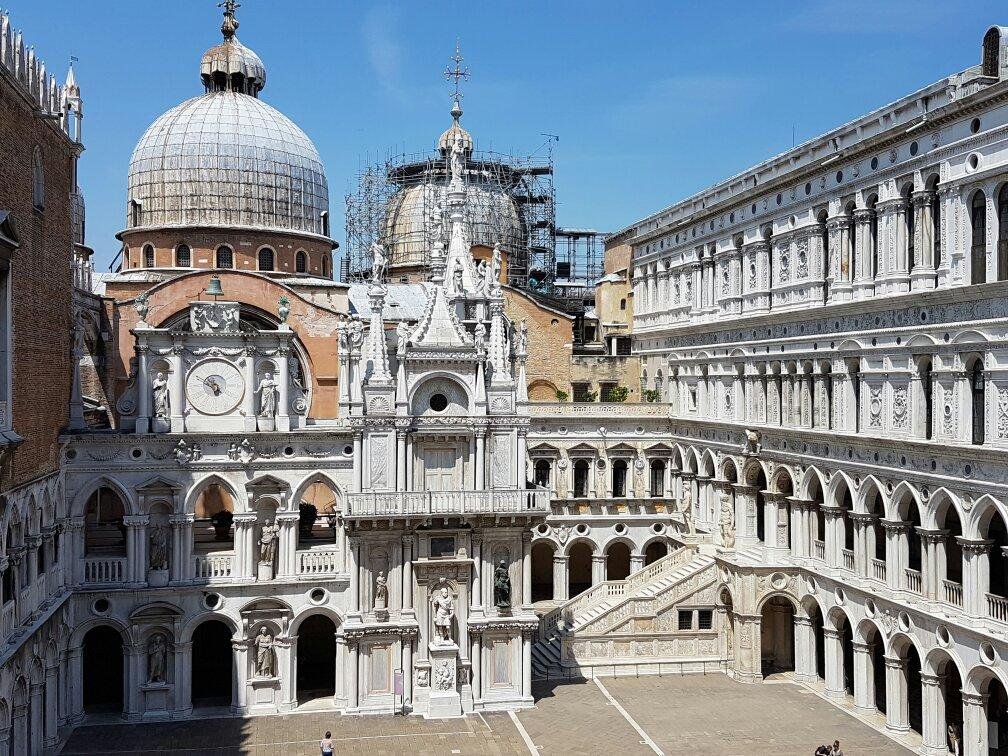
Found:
[533,544,717,680]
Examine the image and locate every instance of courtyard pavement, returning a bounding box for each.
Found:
[60,674,913,755]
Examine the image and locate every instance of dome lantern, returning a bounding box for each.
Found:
[200,0,266,97]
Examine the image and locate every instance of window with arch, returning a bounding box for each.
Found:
[295,250,307,274]
[84,486,127,555]
[983,27,1001,77]
[258,247,275,272]
[32,146,44,210]
[971,358,985,445]
[143,244,155,268]
[175,244,191,267]
[320,211,330,238]
[216,245,233,269]
[998,184,1008,281]
[130,199,141,227]
[533,459,551,489]
[321,255,329,278]
[971,191,987,285]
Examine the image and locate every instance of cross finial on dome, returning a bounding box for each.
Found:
[218,0,241,40]
[443,41,469,105]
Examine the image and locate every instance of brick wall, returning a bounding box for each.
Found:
[0,72,76,487]
[503,288,574,401]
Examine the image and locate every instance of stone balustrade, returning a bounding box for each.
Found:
[192,553,233,580]
[83,556,126,584]
[870,557,887,583]
[943,579,964,607]
[296,547,341,577]
[904,567,923,595]
[344,489,549,518]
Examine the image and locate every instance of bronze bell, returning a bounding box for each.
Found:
[203,274,224,301]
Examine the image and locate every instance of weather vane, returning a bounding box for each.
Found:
[443,41,469,102]
[218,0,241,13]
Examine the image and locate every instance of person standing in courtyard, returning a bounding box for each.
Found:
[320,730,333,756]
[831,740,843,756]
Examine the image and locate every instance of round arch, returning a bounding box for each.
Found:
[184,474,244,516]
[70,477,136,519]
[408,373,473,415]
[179,610,241,645]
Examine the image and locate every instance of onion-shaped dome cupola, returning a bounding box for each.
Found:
[438,100,473,157]
[200,2,266,96]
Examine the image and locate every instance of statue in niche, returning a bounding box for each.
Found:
[147,633,167,684]
[720,492,735,549]
[148,526,168,571]
[253,627,276,677]
[370,241,388,282]
[259,519,279,564]
[374,570,388,610]
[152,372,169,418]
[257,373,278,417]
[431,585,455,645]
[493,560,512,609]
[474,260,489,296]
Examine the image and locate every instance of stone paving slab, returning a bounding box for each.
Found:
[600,675,914,755]
[60,674,916,755]
[60,710,528,755]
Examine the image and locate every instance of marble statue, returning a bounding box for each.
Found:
[450,131,465,185]
[152,372,169,418]
[134,292,149,323]
[257,374,278,417]
[259,519,279,564]
[680,484,694,535]
[370,241,388,282]
[149,526,168,571]
[374,570,388,610]
[277,296,290,324]
[147,633,167,684]
[474,260,488,295]
[253,627,276,677]
[490,243,502,289]
[348,316,365,354]
[720,492,735,549]
[396,321,410,356]
[432,586,455,645]
[452,259,463,296]
[336,320,348,355]
[493,560,512,609]
[474,321,487,358]
[517,319,528,354]
[744,428,762,455]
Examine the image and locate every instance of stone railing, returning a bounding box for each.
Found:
[871,558,887,583]
[813,540,826,561]
[527,402,670,418]
[83,556,126,584]
[841,548,855,572]
[988,593,1008,623]
[943,579,963,608]
[345,489,550,518]
[0,601,14,641]
[550,498,681,517]
[297,548,341,577]
[904,568,923,595]
[540,545,693,640]
[193,553,234,580]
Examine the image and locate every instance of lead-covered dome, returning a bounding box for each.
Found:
[121,4,329,240]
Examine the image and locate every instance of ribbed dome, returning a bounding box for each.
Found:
[125,92,329,238]
[201,38,266,95]
[384,180,522,269]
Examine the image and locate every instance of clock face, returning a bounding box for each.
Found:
[185,359,245,415]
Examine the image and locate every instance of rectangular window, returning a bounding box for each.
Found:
[600,383,617,402]
[430,536,455,558]
[677,610,693,631]
[698,610,713,630]
[572,382,593,403]
[615,337,632,356]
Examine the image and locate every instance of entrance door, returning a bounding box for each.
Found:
[423,446,457,491]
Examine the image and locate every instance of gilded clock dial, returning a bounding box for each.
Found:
[185,359,245,415]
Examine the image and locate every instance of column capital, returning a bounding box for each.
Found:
[822,627,841,640]
[848,512,878,526]
[915,527,948,545]
[919,671,943,687]
[956,537,994,555]
[793,615,814,628]
[961,691,988,707]
[880,519,910,534]
[883,656,906,670]
[851,641,871,654]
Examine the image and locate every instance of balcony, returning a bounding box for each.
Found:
[813,540,825,561]
[870,558,887,583]
[344,489,550,519]
[527,402,670,418]
[297,548,342,577]
[83,556,126,585]
[988,593,1008,623]
[841,548,855,572]
[193,553,233,580]
[943,579,963,608]
[904,568,923,595]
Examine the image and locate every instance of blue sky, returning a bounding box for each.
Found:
[7,1,1002,271]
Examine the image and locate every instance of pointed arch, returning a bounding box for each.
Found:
[798,466,827,500]
[854,475,886,515]
[71,477,136,518]
[888,480,924,523]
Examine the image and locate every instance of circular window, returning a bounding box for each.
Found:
[613,523,627,535]
[309,588,327,605]
[936,625,951,647]
[429,393,449,412]
[343,445,353,456]
[834,588,845,605]
[971,117,982,134]
[898,611,912,633]
[131,448,143,459]
[805,182,811,195]
[283,446,294,457]
[871,156,879,170]
[203,592,223,610]
[864,598,876,617]
[575,523,590,535]
[536,523,550,536]
[651,523,665,535]
[92,598,110,615]
[968,153,980,171]
[910,141,919,156]
[776,193,782,206]
[981,641,997,666]
[836,170,843,183]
